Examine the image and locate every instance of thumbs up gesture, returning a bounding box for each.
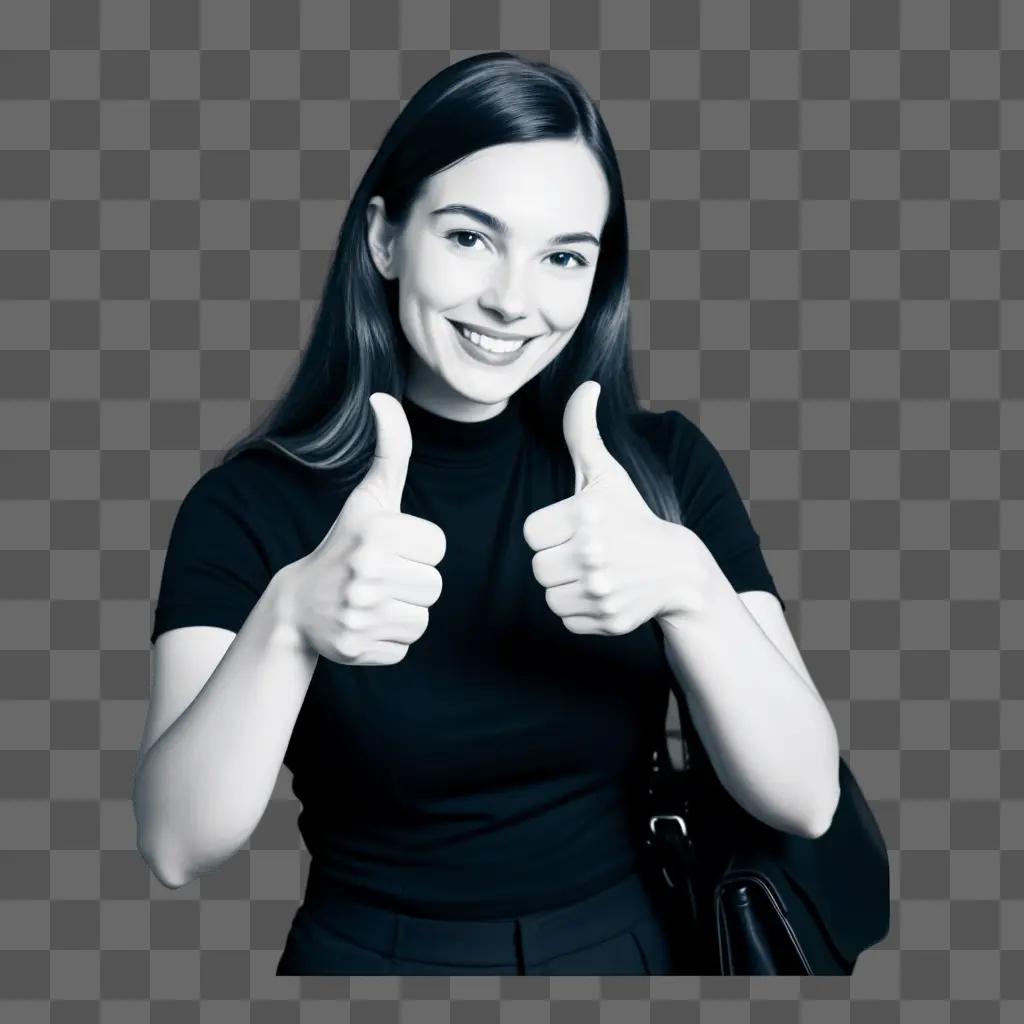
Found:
[522,381,710,636]
[280,392,446,666]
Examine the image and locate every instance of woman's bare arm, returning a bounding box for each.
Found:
[133,562,316,888]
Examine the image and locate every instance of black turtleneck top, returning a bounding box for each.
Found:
[151,390,784,919]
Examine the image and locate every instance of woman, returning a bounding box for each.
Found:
[134,52,839,976]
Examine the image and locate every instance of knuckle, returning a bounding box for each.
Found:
[583,568,605,598]
[348,547,376,579]
[333,635,360,662]
[345,551,364,579]
[610,611,631,634]
[337,607,363,632]
[343,597,372,627]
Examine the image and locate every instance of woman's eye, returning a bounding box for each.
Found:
[447,230,485,251]
[444,230,588,269]
[548,251,588,269]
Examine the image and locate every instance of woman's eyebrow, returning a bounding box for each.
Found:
[429,203,600,248]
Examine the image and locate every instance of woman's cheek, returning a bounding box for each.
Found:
[412,256,470,305]
[546,278,595,329]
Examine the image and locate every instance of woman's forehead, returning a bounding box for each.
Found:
[422,143,608,231]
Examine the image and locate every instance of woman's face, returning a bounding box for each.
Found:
[367,138,610,422]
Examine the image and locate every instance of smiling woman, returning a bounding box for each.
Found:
[215,51,685,529]
[139,50,804,980]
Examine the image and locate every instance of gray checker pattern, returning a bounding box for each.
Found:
[1,0,1024,1020]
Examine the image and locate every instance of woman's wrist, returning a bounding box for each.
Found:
[268,560,314,656]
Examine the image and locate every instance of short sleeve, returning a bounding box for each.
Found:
[150,464,276,645]
[673,417,787,614]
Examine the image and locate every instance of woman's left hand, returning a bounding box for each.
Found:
[523,381,713,636]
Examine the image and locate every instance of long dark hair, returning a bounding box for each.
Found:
[220,51,684,527]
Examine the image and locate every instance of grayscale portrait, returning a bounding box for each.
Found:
[134,50,889,979]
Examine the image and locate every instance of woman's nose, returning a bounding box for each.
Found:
[479,262,533,321]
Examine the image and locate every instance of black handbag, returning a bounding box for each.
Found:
[643,688,891,975]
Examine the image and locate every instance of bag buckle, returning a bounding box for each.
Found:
[649,814,688,837]
[647,814,695,889]
[647,814,702,930]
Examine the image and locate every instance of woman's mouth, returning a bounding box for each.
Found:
[447,319,537,366]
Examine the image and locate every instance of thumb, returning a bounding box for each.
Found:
[563,381,618,495]
[357,391,413,512]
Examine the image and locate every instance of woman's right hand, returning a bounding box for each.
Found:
[280,392,446,666]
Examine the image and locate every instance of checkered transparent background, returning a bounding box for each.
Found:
[2,0,1024,1019]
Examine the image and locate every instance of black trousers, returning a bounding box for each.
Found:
[276,863,691,976]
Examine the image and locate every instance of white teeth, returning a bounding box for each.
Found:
[454,322,526,354]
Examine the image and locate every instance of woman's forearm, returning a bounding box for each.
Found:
[133,563,318,888]
[657,540,840,839]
